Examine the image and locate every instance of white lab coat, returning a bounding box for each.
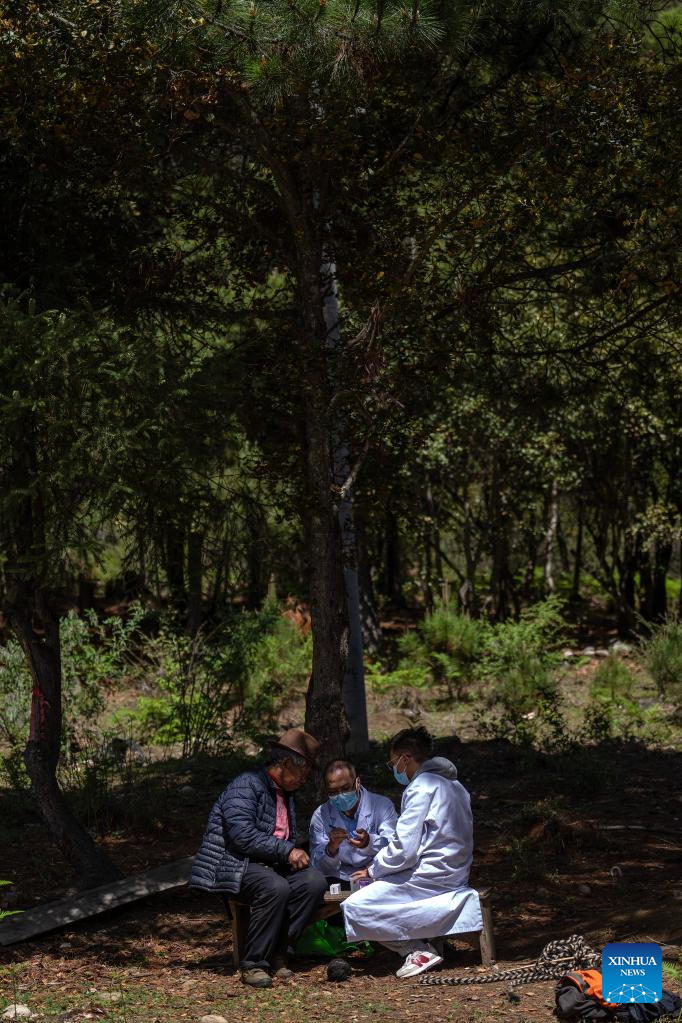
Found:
[309,786,398,880]
[342,758,482,941]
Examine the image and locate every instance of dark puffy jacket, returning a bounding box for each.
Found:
[189,768,296,893]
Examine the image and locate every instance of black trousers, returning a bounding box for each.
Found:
[235,862,327,970]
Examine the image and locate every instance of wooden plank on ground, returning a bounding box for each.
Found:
[0,856,194,946]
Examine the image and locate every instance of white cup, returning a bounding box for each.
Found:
[329,883,341,895]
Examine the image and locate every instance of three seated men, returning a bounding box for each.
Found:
[191,724,478,986]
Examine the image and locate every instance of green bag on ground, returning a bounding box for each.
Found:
[294,919,374,958]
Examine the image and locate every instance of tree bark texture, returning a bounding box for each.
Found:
[357,522,383,657]
[298,262,351,762]
[544,479,559,596]
[187,530,203,636]
[381,511,404,606]
[571,502,583,602]
[8,596,121,888]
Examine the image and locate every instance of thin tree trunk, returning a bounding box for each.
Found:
[522,513,538,602]
[557,517,571,574]
[459,498,479,616]
[544,479,559,596]
[8,595,121,888]
[571,502,583,602]
[650,539,671,623]
[246,506,269,610]
[187,530,203,637]
[164,522,186,611]
[425,477,444,590]
[488,461,513,620]
[356,520,383,657]
[381,511,404,606]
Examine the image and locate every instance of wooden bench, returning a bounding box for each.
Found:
[226,887,495,967]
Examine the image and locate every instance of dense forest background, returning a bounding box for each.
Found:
[1,0,682,893]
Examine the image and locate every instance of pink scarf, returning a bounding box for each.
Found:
[267,771,290,840]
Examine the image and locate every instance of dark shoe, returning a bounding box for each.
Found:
[271,954,294,980]
[241,967,273,989]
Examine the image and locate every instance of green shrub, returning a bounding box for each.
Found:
[481,597,565,711]
[0,881,21,923]
[0,606,144,786]
[367,600,488,696]
[416,602,489,696]
[124,605,310,755]
[474,598,569,749]
[642,618,682,704]
[508,837,546,882]
[581,654,665,743]
[0,641,31,788]
[590,652,635,703]
[365,658,431,693]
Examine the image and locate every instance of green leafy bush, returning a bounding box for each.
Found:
[590,652,635,703]
[481,598,565,712]
[508,836,546,882]
[0,881,21,923]
[124,605,311,755]
[642,618,682,704]
[366,600,488,695]
[474,598,569,749]
[0,606,143,786]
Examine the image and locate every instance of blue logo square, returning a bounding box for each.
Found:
[602,942,662,1003]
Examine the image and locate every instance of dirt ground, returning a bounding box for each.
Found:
[1,661,682,1022]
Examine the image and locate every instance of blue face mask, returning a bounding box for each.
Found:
[329,789,359,813]
[391,756,409,786]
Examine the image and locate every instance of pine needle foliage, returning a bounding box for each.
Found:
[117,0,652,107]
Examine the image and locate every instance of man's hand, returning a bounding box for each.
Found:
[326,827,348,856]
[350,867,370,881]
[348,828,370,849]
[288,848,310,871]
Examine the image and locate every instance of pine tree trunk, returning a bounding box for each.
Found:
[187,530,203,637]
[381,511,404,606]
[571,502,583,601]
[298,261,351,761]
[8,594,121,888]
[425,477,444,591]
[246,507,269,610]
[643,539,671,623]
[251,108,364,758]
[459,499,479,616]
[544,479,559,596]
[356,519,383,656]
[320,236,368,754]
[164,522,186,611]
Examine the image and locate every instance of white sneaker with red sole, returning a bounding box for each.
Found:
[395,947,443,979]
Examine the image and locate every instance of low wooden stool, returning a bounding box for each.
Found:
[447,886,496,966]
[226,891,347,967]
[227,888,495,967]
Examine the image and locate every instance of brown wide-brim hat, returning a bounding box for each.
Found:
[273,728,320,766]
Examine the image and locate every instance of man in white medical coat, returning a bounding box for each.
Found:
[309,759,398,885]
[342,727,482,979]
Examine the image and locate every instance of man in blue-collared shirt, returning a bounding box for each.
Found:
[309,759,398,886]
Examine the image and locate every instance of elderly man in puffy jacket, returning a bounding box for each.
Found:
[190,728,326,989]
